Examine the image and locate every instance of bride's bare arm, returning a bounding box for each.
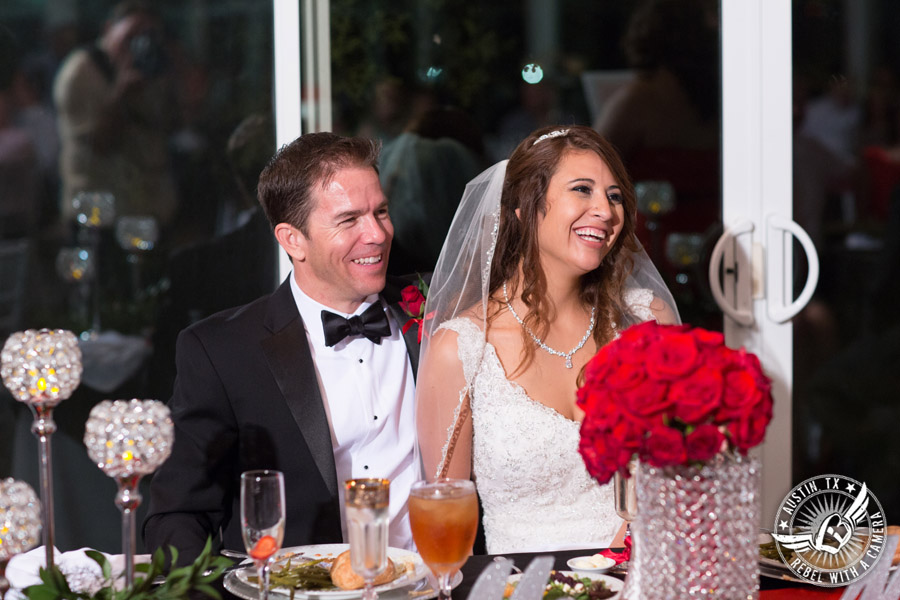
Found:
[649,295,680,325]
[416,327,474,481]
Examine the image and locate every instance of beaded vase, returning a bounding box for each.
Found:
[629,453,761,600]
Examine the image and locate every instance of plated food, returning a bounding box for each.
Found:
[230,544,430,599]
[329,550,398,590]
[503,571,621,600]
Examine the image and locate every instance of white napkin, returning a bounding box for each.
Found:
[6,546,151,598]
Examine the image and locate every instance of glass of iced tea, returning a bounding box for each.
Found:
[408,479,478,600]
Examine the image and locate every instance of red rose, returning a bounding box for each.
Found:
[621,379,672,418]
[685,424,726,462]
[610,416,645,452]
[583,345,616,384]
[701,344,734,371]
[670,367,723,424]
[736,349,772,393]
[579,424,622,484]
[399,285,425,317]
[645,331,700,380]
[692,327,725,348]
[576,387,620,428]
[616,321,658,362]
[716,369,764,421]
[727,410,770,453]
[641,425,687,467]
[607,361,647,390]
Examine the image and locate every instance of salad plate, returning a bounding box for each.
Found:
[505,570,622,599]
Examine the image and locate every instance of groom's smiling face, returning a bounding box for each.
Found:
[290,166,393,313]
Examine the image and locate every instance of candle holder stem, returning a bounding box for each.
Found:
[29,403,57,571]
[116,475,142,587]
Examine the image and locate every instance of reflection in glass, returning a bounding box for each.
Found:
[55,247,95,330]
[115,216,159,299]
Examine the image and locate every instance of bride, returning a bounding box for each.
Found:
[415,125,680,554]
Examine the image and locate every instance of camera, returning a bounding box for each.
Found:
[129,33,167,77]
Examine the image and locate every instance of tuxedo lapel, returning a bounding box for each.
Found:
[260,281,338,499]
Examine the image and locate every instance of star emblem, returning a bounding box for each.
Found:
[779,520,789,530]
[846,483,857,494]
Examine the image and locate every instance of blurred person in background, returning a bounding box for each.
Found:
[380,106,486,275]
[0,23,39,239]
[54,0,178,230]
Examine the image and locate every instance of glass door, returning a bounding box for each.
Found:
[790,0,900,523]
[1,0,277,552]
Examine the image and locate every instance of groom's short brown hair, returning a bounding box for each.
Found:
[257,132,381,235]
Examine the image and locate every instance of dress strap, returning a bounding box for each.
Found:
[433,318,485,479]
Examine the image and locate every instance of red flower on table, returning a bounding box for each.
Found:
[577,321,774,484]
[399,276,433,343]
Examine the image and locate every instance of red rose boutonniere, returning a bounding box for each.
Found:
[399,275,434,343]
[577,321,774,485]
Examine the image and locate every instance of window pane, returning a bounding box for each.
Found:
[0,0,276,552]
[330,0,723,330]
[792,0,900,518]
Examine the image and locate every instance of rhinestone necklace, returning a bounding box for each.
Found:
[502,282,595,369]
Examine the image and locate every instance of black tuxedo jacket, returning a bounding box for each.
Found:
[142,275,423,564]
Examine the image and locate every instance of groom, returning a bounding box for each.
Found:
[143,132,421,565]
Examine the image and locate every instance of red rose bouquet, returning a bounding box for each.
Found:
[577,320,773,485]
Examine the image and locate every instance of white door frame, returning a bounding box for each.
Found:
[721,0,794,524]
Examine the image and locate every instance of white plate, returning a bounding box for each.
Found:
[507,570,623,599]
[566,555,616,574]
[225,543,431,599]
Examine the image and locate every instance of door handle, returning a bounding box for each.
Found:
[766,215,820,323]
[709,219,755,326]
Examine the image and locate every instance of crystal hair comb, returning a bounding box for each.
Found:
[533,129,570,145]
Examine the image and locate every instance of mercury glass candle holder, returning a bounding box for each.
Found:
[1,329,82,571]
[84,399,174,586]
[114,216,159,300]
[71,191,116,229]
[0,478,42,597]
[71,191,116,335]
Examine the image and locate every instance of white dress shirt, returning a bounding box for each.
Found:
[290,275,418,550]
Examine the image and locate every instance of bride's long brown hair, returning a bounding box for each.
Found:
[488,125,640,373]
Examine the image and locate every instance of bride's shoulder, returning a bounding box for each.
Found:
[623,287,679,324]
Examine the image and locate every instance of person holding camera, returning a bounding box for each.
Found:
[54,0,177,228]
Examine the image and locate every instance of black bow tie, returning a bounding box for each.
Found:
[321,303,392,347]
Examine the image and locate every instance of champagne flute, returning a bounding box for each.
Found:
[345,478,390,600]
[241,470,285,600]
[408,479,478,600]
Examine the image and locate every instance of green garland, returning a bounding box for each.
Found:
[23,538,230,600]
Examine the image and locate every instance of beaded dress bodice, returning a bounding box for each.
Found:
[438,288,656,554]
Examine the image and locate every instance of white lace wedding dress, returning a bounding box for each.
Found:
[439,289,657,554]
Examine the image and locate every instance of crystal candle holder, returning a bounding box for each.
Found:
[71,191,116,229]
[84,399,173,586]
[1,329,82,571]
[0,478,42,597]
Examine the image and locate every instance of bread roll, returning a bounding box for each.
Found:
[330,550,397,590]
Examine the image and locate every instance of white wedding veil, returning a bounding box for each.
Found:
[421,160,680,344]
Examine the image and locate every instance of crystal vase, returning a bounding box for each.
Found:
[627,453,760,600]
